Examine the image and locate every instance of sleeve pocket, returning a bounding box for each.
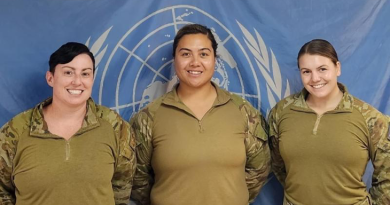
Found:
[377,125,390,151]
[253,123,268,142]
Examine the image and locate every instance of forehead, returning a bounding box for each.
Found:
[55,54,93,69]
[298,54,334,68]
[177,33,212,49]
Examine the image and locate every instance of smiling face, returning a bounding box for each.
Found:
[46,53,94,108]
[174,33,215,91]
[299,54,341,101]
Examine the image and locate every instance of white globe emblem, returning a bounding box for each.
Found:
[98,5,262,120]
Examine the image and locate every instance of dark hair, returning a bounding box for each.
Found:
[297,39,339,67]
[49,42,95,73]
[172,24,218,57]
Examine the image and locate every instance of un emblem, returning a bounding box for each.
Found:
[89,5,289,121]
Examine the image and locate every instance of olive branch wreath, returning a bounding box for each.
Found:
[85,27,112,81]
[237,21,290,114]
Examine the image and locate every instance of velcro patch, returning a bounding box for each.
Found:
[388,126,390,141]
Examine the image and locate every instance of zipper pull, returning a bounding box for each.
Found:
[198,120,204,133]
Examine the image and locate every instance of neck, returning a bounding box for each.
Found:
[44,99,87,120]
[177,83,216,102]
[306,87,343,113]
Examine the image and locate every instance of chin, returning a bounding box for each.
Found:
[311,92,332,99]
[67,98,88,106]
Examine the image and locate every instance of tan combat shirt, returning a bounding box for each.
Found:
[0,98,136,205]
[130,83,270,205]
[269,83,390,205]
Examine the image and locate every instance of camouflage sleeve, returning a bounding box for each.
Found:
[110,113,137,205]
[368,112,390,205]
[242,103,271,203]
[268,107,287,187]
[0,122,17,205]
[130,109,154,205]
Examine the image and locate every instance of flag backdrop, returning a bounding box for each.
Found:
[0,1,389,204]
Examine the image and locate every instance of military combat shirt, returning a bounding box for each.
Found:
[130,83,271,205]
[0,98,136,205]
[269,83,390,205]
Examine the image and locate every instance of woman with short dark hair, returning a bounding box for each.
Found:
[0,42,136,205]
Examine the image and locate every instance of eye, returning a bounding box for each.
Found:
[319,67,327,72]
[64,70,73,76]
[200,52,209,57]
[301,70,310,75]
[82,72,91,77]
[181,52,191,57]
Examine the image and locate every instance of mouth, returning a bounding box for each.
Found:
[67,89,83,95]
[187,70,203,75]
[311,83,326,89]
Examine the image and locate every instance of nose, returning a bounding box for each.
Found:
[190,55,200,67]
[72,74,81,85]
[311,71,321,82]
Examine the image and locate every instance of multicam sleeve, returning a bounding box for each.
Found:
[110,113,137,205]
[368,112,390,205]
[0,122,17,205]
[130,109,154,205]
[268,107,287,187]
[242,103,271,203]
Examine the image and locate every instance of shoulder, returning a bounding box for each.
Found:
[229,93,256,111]
[95,104,121,120]
[229,93,264,120]
[351,96,385,122]
[131,93,167,123]
[270,93,300,117]
[276,93,299,109]
[352,96,378,113]
[351,95,388,143]
[94,104,128,130]
[229,92,246,105]
[142,94,166,114]
[1,108,34,139]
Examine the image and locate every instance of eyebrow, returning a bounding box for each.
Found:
[178,48,191,52]
[299,64,327,70]
[199,48,212,52]
[62,66,93,71]
[178,48,212,52]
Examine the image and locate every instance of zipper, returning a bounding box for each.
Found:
[198,120,203,133]
[197,107,216,133]
[65,140,71,161]
[312,114,323,135]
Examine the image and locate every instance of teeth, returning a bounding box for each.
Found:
[312,84,325,89]
[188,71,202,74]
[68,89,82,95]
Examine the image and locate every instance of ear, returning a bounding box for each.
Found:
[336,61,341,76]
[46,71,54,87]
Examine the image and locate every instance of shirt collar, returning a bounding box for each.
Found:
[162,82,232,109]
[291,83,354,113]
[30,97,100,138]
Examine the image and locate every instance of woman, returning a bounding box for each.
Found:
[269,39,390,205]
[0,42,136,205]
[130,24,270,205]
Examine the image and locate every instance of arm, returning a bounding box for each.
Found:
[130,109,154,205]
[369,114,390,205]
[243,104,271,203]
[111,114,137,205]
[268,107,287,186]
[0,122,17,205]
